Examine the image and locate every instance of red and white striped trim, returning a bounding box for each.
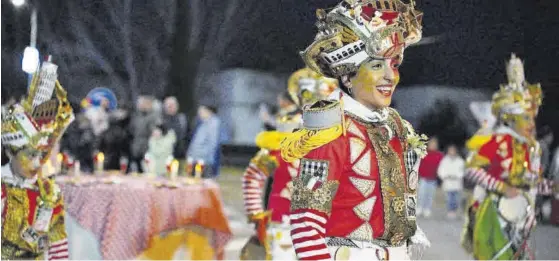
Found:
[466,168,503,192]
[242,164,267,215]
[290,210,331,260]
[48,239,69,260]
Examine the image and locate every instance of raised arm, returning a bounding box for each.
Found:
[464,137,509,195]
[242,150,278,218]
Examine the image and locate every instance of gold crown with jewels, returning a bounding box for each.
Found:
[1,58,74,163]
[300,0,423,78]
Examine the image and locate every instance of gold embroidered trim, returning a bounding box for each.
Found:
[365,113,416,245]
[290,177,339,215]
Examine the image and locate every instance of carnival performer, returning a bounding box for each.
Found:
[1,58,74,260]
[461,54,557,260]
[240,68,338,260]
[280,0,430,260]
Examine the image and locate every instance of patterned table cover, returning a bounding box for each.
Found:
[56,175,232,260]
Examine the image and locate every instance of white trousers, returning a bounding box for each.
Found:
[326,238,410,260]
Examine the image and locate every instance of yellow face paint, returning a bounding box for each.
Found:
[350,58,400,109]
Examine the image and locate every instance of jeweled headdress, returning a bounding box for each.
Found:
[301,0,423,78]
[287,68,339,107]
[1,58,74,163]
[501,53,542,117]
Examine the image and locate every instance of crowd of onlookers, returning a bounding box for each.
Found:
[1,95,224,178]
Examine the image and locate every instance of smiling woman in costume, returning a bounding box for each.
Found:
[280,0,430,260]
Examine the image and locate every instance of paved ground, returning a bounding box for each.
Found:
[215,168,559,260]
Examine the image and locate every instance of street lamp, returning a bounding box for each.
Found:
[11,0,25,7]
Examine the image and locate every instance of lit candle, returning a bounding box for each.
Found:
[56,153,64,174]
[170,159,179,181]
[95,152,104,174]
[194,160,204,179]
[186,157,194,177]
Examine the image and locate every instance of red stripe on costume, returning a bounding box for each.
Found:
[27,189,39,225]
[290,209,331,260]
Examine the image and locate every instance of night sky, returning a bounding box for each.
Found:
[2,0,559,132]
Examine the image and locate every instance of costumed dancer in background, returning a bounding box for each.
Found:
[240,68,338,260]
[1,58,74,260]
[461,54,557,260]
[280,0,430,260]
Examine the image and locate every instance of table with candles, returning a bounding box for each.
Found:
[56,153,232,260]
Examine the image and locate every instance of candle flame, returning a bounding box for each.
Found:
[57,153,64,162]
[97,152,105,163]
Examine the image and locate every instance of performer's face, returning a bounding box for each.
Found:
[513,114,535,138]
[351,58,400,109]
[14,148,43,178]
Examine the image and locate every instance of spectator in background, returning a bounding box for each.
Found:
[187,105,221,178]
[146,123,176,176]
[97,108,132,170]
[163,96,188,160]
[129,96,159,172]
[61,113,96,172]
[437,144,465,219]
[84,97,110,137]
[538,126,554,178]
[417,137,444,217]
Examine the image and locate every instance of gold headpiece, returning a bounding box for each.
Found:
[301,0,423,78]
[1,59,74,164]
[287,68,339,107]
[491,85,527,121]
[502,53,542,117]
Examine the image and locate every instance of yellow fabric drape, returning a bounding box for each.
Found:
[139,227,215,260]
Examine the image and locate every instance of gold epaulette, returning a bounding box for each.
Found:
[281,100,344,163]
[250,149,279,176]
[466,132,493,151]
[255,131,289,151]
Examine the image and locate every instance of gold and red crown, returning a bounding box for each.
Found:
[1,59,74,163]
[301,0,423,78]
[287,68,339,107]
[500,53,542,117]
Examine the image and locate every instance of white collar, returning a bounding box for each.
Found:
[1,163,38,189]
[494,125,527,143]
[328,89,389,123]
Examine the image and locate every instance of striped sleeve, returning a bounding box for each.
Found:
[290,209,331,260]
[48,239,69,260]
[465,167,507,194]
[242,163,268,216]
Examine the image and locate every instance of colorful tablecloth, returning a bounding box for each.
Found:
[56,175,232,260]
